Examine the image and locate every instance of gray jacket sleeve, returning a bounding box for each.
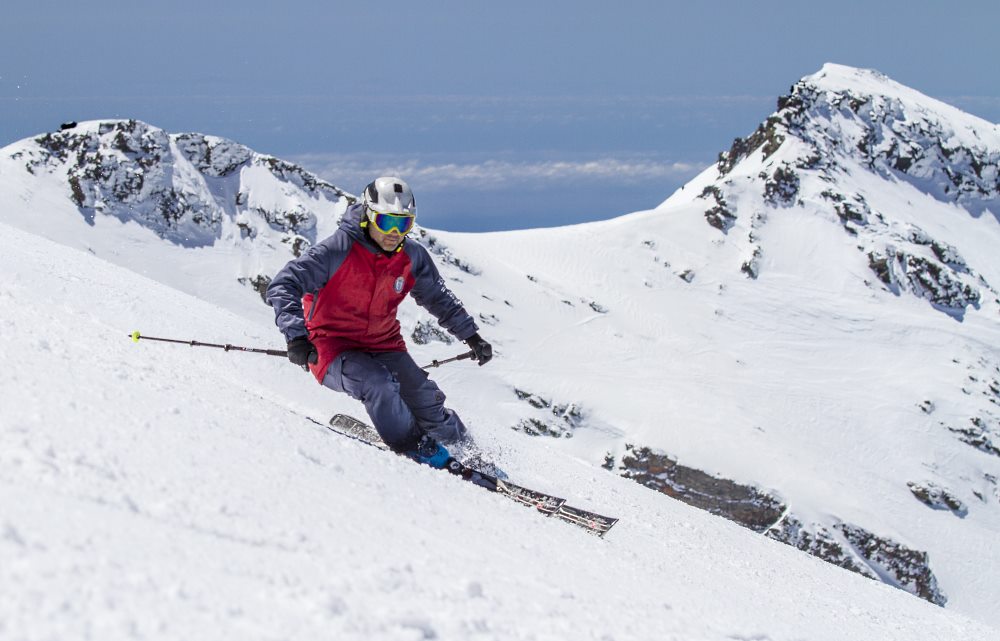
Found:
[265,233,350,342]
[406,242,479,341]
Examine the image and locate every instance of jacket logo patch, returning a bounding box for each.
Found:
[394,276,405,294]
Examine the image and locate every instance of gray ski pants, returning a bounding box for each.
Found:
[321,350,468,451]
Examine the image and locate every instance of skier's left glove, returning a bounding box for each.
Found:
[466,333,493,366]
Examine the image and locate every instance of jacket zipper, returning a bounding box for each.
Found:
[306,288,320,322]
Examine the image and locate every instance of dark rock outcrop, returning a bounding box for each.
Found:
[511,388,584,438]
[700,185,737,233]
[411,320,454,345]
[907,481,968,517]
[615,444,947,606]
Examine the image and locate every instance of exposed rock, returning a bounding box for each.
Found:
[821,190,871,231]
[514,418,573,438]
[44,120,224,245]
[617,444,947,605]
[865,246,980,315]
[174,133,252,176]
[619,445,785,531]
[946,417,1000,458]
[237,274,271,304]
[983,474,1000,504]
[410,320,454,345]
[763,164,800,207]
[699,185,737,233]
[776,75,1000,217]
[511,388,584,438]
[717,115,786,175]
[741,246,762,279]
[281,234,311,258]
[253,205,314,236]
[417,231,481,275]
[23,119,349,253]
[837,523,947,606]
[766,515,873,575]
[703,70,997,317]
[907,481,968,516]
[261,156,351,201]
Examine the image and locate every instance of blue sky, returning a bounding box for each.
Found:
[3,1,998,231]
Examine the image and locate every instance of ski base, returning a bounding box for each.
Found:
[325,414,617,536]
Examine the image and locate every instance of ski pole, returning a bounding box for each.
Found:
[421,350,475,369]
[129,330,290,358]
[133,330,454,368]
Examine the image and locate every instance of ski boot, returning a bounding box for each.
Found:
[406,434,458,471]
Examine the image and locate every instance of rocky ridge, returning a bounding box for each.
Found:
[9,119,352,295]
[710,64,999,318]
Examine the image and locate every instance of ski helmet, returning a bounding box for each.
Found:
[362,177,417,218]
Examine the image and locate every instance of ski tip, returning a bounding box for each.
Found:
[130,330,141,343]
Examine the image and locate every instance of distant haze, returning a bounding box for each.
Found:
[2,1,998,230]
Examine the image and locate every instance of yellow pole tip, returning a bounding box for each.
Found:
[130,331,141,343]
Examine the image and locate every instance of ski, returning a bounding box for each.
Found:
[328,413,567,514]
[555,504,619,536]
[327,413,390,450]
[322,413,617,536]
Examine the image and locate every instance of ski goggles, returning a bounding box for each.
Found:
[368,208,416,235]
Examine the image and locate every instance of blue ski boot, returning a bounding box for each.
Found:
[406,434,454,470]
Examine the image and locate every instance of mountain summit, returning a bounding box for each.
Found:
[680,63,1000,318]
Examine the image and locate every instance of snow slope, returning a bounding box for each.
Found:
[2,63,1000,634]
[1,219,996,641]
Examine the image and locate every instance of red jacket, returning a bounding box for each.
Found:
[267,204,478,382]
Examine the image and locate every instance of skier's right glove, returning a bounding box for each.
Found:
[466,333,493,366]
[287,336,318,370]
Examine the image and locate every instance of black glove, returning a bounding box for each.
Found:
[287,336,317,370]
[466,333,493,366]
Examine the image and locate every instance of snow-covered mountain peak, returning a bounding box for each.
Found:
[767,63,998,211]
[2,118,353,307]
[803,63,1000,139]
[689,64,1000,318]
[8,118,351,249]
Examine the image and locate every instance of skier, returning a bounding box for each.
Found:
[265,176,493,468]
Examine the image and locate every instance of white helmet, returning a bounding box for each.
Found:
[362,176,417,217]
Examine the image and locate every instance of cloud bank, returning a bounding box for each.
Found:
[289,153,707,194]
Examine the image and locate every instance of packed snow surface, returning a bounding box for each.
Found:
[1,220,995,641]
